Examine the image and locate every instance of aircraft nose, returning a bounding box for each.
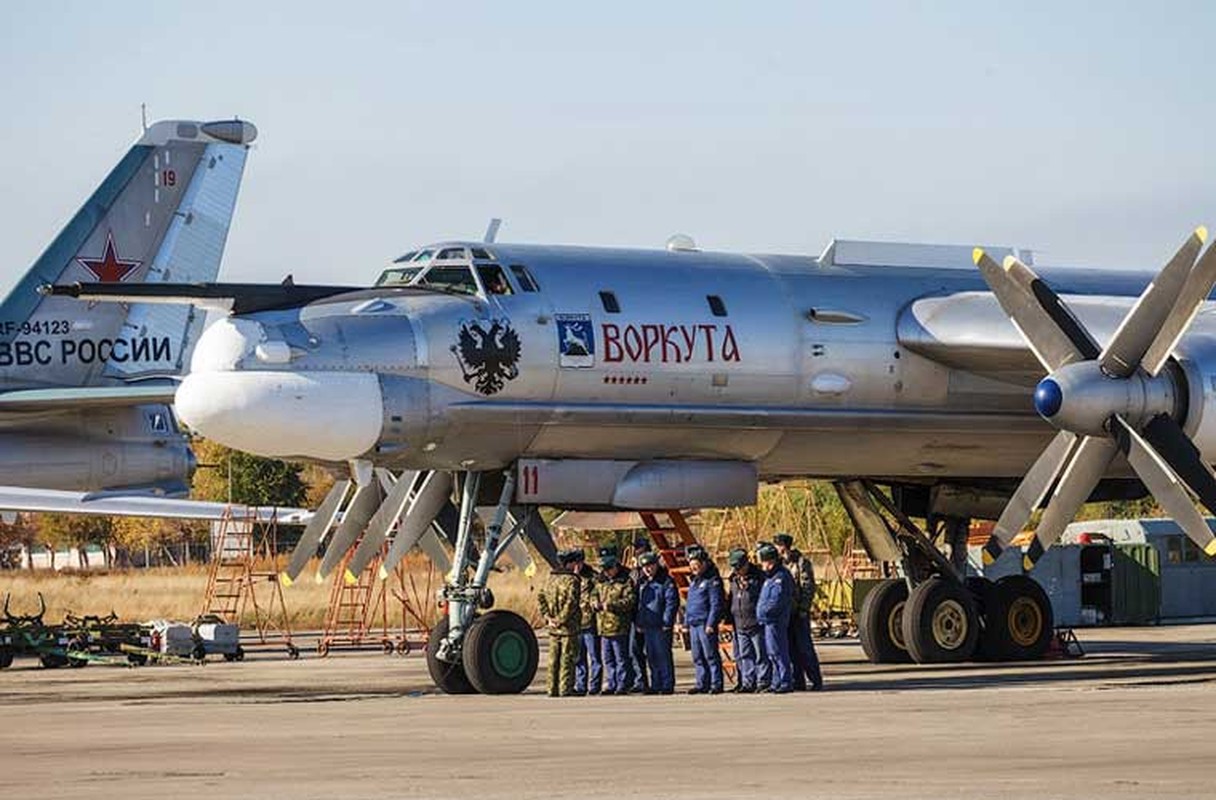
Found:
[175,371,383,461]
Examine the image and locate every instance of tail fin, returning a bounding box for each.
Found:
[0,119,257,390]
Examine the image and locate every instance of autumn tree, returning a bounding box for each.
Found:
[191,438,308,508]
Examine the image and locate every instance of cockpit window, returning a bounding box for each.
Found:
[510,264,539,292]
[413,250,434,263]
[437,247,468,261]
[418,264,479,295]
[375,266,424,286]
[471,247,493,260]
[477,264,513,295]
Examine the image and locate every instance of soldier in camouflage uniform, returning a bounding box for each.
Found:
[594,552,637,695]
[775,532,824,691]
[537,549,583,697]
[571,550,603,695]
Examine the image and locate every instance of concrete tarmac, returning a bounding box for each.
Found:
[3,625,1216,799]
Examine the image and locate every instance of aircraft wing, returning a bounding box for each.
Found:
[0,385,177,412]
[41,282,359,315]
[0,485,312,524]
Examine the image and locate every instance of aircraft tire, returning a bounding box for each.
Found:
[858,578,912,664]
[426,616,477,694]
[462,610,539,695]
[902,576,979,664]
[979,575,1053,661]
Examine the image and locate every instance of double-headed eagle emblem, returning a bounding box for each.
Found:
[453,319,521,395]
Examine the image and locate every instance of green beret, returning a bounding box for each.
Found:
[773,533,794,547]
[597,545,618,559]
[685,545,707,562]
[558,549,580,565]
[570,549,586,562]
[638,552,659,566]
[600,554,620,569]
[727,548,747,568]
[757,544,779,562]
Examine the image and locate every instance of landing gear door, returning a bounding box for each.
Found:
[478,263,557,402]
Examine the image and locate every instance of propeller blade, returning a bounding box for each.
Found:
[1024,435,1118,571]
[1112,416,1216,556]
[417,528,452,573]
[1140,414,1216,521]
[1003,255,1101,360]
[982,430,1078,565]
[379,471,453,579]
[343,470,420,585]
[279,479,350,585]
[1100,228,1206,378]
[973,249,1085,371]
[1142,228,1215,375]
[316,479,383,581]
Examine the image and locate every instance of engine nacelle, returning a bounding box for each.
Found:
[1172,339,1216,461]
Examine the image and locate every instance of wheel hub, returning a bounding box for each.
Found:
[930,599,969,650]
[887,601,907,650]
[1008,597,1044,646]
[489,630,528,678]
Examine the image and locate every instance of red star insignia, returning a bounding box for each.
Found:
[76,231,142,283]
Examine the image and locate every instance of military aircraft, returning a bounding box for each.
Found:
[47,223,1216,691]
[0,116,301,523]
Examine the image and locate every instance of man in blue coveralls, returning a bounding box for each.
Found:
[683,546,725,695]
[634,551,678,694]
[756,543,794,694]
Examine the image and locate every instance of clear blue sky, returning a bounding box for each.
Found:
[2,2,1213,295]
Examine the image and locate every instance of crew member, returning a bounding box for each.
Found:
[634,551,678,694]
[756,543,794,694]
[595,551,637,695]
[683,546,725,695]
[628,537,653,692]
[536,549,583,697]
[725,547,771,693]
[570,550,602,696]
[774,533,824,691]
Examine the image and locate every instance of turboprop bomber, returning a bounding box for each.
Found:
[48,225,1216,690]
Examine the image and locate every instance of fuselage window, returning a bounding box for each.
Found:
[471,247,493,260]
[477,264,514,295]
[375,266,424,286]
[600,291,620,314]
[418,265,479,295]
[437,247,467,260]
[509,264,539,292]
[707,295,727,317]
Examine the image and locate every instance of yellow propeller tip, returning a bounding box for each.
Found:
[971,247,984,265]
[981,551,995,566]
[1022,555,1035,572]
[1205,539,1216,558]
[525,564,538,578]
[314,571,326,585]
[377,566,389,581]
[343,569,358,586]
[278,572,293,588]
[1002,254,1018,269]
[1197,225,1209,244]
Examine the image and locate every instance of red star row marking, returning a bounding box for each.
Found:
[76,231,141,282]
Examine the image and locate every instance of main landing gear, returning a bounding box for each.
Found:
[424,470,540,694]
[839,480,1053,665]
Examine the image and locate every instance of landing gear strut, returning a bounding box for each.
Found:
[427,469,539,694]
[838,480,1053,665]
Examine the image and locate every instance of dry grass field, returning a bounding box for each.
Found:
[0,555,543,630]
